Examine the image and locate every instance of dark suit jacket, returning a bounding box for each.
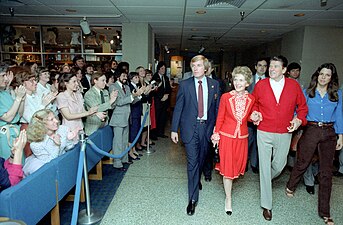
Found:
[152,73,171,101]
[171,77,220,144]
[128,83,143,119]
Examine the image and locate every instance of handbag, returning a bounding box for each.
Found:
[213,144,220,163]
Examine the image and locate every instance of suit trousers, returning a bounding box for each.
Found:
[202,143,214,178]
[287,125,336,217]
[184,122,209,202]
[257,130,292,210]
[112,125,129,168]
[248,123,258,168]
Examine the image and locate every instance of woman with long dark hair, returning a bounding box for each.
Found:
[56,73,97,134]
[286,63,342,225]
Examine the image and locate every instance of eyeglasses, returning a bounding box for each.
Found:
[27,78,37,84]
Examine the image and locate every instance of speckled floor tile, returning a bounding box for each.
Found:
[100,133,343,225]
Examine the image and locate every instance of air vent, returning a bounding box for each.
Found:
[205,0,246,8]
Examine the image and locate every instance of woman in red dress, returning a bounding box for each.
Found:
[212,66,255,215]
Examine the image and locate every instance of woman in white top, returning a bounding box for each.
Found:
[36,67,58,115]
[23,109,77,176]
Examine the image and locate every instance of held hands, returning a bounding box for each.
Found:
[287,117,302,132]
[250,111,262,125]
[171,132,178,144]
[161,94,169,102]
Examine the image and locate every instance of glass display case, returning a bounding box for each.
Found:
[0,25,122,67]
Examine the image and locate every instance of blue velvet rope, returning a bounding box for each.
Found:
[87,109,149,158]
[71,143,85,225]
[70,108,149,224]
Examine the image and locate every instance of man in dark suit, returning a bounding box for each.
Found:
[153,61,171,138]
[247,57,268,173]
[171,55,220,216]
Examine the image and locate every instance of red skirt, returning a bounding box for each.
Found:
[150,97,156,129]
[215,135,248,179]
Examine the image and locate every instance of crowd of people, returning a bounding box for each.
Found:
[0,54,342,225]
[0,55,173,186]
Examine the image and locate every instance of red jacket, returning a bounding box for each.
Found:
[215,91,255,139]
[252,77,308,133]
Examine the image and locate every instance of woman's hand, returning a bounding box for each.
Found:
[211,132,220,147]
[10,129,27,164]
[14,85,26,100]
[51,134,61,146]
[67,127,82,140]
[250,111,262,125]
[42,92,58,107]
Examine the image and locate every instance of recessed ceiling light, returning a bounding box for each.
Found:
[260,30,266,33]
[26,26,35,29]
[104,27,111,30]
[65,27,73,30]
[294,13,305,17]
[66,9,77,13]
[196,10,206,14]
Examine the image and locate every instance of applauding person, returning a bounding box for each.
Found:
[23,109,77,176]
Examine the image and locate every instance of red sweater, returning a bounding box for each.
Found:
[252,77,308,133]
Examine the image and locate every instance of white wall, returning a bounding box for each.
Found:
[122,23,153,71]
[301,26,343,85]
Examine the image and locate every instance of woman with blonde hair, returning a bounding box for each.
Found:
[212,66,255,215]
[23,109,77,176]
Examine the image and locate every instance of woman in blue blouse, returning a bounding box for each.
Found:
[0,64,26,159]
[286,63,342,225]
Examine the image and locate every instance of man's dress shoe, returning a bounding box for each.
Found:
[205,176,212,182]
[158,134,168,138]
[306,185,315,195]
[262,208,272,221]
[186,200,197,215]
[114,167,127,172]
[251,166,259,174]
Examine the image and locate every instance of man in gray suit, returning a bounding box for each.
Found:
[247,57,268,173]
[84,73,118,136]
[109,69,144,171]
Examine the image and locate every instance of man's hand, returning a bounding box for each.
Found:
[171,132,178,144]
[287,117,302,132]
[161,94,169,102]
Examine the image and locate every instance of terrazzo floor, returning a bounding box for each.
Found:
[100,136,343,225]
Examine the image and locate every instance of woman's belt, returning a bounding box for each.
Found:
[307,121,334,127]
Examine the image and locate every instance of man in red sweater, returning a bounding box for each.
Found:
[251,55,308,221]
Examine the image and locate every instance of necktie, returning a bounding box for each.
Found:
[198,80,204,118]
[122,85,126,94]
[100,90,105,104]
